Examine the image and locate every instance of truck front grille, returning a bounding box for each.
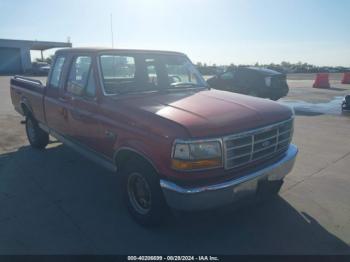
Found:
[223,118,293,169]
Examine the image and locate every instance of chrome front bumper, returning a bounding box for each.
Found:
[160,144,298,211]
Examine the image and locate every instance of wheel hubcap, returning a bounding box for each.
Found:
[127,173,152,215]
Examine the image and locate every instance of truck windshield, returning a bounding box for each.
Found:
[99,53,208,95]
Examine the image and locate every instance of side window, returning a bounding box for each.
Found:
[99,55,136,94]
[67,56,92,96]
[220,71,234,80]
[100,55,135,79]
[49,56,65,88]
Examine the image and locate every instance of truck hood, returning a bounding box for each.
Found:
[116,89,293,138]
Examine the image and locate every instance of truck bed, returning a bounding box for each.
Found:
[10,76,46,124]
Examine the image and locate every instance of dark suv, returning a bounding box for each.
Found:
[207,66,289,100]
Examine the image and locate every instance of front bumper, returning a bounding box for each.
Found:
[160,144,298,211]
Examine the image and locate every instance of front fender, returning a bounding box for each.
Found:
[113,139,171,177]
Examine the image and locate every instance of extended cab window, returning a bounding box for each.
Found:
[67,56,93,96]
[49,56,65,88]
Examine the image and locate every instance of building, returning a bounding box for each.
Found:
[0,39,72,74]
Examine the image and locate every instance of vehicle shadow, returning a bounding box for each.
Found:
[0,144,349,255]
[329,87,347,91]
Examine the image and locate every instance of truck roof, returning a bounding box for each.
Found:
[55,47,186,56]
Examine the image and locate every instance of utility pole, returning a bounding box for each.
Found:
[110,13,114,48]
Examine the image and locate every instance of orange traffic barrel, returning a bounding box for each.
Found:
[313,73,330,88]
[341,72,350,84]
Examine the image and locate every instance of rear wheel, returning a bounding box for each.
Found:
[121,158,169,226]
[25,116,49,149]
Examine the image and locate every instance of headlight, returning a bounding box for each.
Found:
[172,140,223,171]
[265,77,272,87]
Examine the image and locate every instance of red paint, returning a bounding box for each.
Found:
[10,48,293,183]
[341,72,350,84]
[313,73,330,88]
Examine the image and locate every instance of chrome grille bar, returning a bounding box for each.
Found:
[224,118,294,169]
[274,126,280,152]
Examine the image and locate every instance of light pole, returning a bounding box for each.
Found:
[110,13,114,48]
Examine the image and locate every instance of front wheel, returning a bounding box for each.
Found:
[25,116,49,149]
[121,158,169,226]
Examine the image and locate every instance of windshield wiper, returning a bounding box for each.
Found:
[116,87,164,95]
[112,83,206,95]
[113,87,145,95]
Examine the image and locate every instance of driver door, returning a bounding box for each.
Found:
[63,55,102,152]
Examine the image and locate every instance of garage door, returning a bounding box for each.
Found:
[0,47,22,74]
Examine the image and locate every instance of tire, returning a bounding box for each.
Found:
[121,158,169,226]
[270,95,280,101]
[25,116,49,149]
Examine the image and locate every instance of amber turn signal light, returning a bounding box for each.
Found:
[171,158,222,171]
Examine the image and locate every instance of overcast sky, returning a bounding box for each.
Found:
[1,0,349,66]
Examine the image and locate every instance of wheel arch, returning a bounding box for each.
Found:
[20,99,33,117]
[114,147,160,175]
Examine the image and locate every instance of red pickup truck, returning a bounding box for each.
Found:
[10,48,298,225]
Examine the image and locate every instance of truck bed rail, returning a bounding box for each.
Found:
[13,75,43,86]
